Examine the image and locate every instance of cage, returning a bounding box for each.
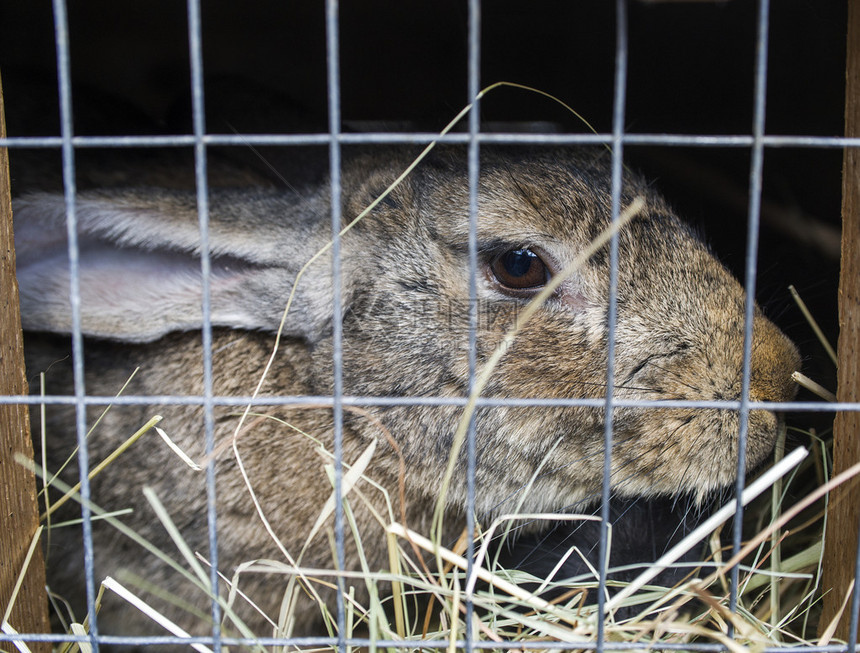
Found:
[0,1,854,651]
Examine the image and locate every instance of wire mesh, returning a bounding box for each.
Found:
[0,0,856,651]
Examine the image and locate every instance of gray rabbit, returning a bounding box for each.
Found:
[15,147,799,642]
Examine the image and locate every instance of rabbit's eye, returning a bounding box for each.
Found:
[490,248,549,291]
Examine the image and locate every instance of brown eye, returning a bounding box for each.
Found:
[490,248,549,290]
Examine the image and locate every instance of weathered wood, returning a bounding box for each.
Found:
[819,0,860,641]
[0,71,51,648]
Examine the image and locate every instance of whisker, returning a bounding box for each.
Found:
[226,123,311,202]
[565,379,675,395]
[648,362,704,394]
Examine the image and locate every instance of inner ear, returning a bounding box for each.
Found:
[16,242,262,342]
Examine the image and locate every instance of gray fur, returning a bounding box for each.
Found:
[18,147,799,642]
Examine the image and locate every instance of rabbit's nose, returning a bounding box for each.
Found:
[749,315,801,403]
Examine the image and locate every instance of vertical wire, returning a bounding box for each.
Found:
[51,1,98,650]
[596,0,628,646]
[325,0,348,646]
[465,0,481,648]
[185,1,221,648]
[729,0,771,620]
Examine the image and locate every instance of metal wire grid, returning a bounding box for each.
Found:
[0,0,857,650]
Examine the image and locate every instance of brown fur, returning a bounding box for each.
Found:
[18,147,800,642]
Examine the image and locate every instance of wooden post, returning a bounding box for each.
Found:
[819,0,860,641]
[0,72,51,648]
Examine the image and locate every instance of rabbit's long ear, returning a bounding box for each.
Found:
[13,189,334,343]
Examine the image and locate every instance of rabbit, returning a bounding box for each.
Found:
[15,145,800,643]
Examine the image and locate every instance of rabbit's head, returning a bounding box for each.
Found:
[15,147,799,519]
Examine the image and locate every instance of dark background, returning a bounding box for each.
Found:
[0,0,845,420]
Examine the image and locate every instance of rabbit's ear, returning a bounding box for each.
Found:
[13,189,334,343]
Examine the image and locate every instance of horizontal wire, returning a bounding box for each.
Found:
[0,393,849,412]
[0,632,855,653]
[1,132,858,149]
